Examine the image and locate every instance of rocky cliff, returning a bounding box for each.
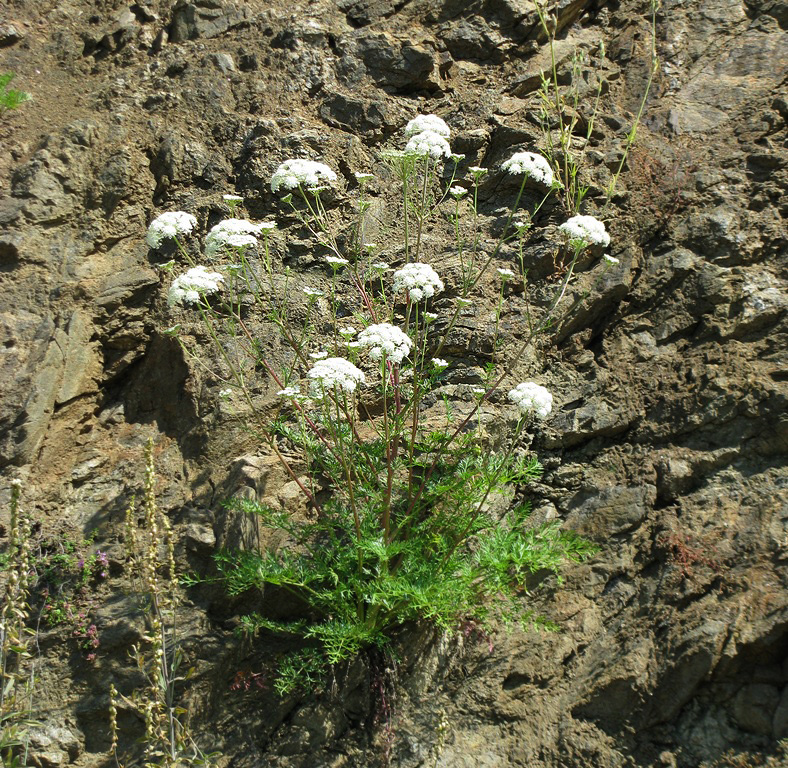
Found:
[0,0,786,766]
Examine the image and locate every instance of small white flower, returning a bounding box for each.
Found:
[508,382,553,419]
[450,186,468,199]
[339,326,356,338]
[277,386,301,397]
[456,297,473,308]
[501,152,554,186]
[450,153,466,163]
[356,323,413,364]
[363,243,377,251]
[468,166,488,177]
[497,268,516,279]
[354,172,375,183]
[392,262,444,302]
[308,357,366,395]
[259,221,277,231]
[223,194,244,203]
[310,350,329,360]
[205,219,264,258]
[224,233,257,249]
[326,255,350,268]
[432,358,448,369]
[424,311,438,321]
[405,130,452,160]
[603,254,620,264]
[146,211,198,249]
[168,266,224,307]
[303,287,324,297]
[371,262,389,270]
[271,159,338,193]
[559,215,610,247]
[472,387,486,396]
[219,388,233,398]
[405,114,451,139]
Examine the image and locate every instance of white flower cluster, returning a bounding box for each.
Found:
[405,130,451,159]
[271,159,337,193]
[405,114,451,139]
[508,382,553,419]
[559,215,610,247]
[307,357,366,395]
[146,211,198,249]
[168,265,224,307]
[356,323,412,364]
[205,218,265,258]
[392,263,444,302]
[501,152,555,186]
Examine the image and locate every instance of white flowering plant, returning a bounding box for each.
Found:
[533,0,659,214]
[155,114,615,696]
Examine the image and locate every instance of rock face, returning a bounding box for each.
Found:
[0,0,785,767]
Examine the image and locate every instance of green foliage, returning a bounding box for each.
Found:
[0,73,31,116]
[160,111,607,699]
[216,445,595,694]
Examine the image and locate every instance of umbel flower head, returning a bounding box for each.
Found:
[559,215,610,247]
[405,114,451,139]
[307,357,366,395]
[357,323,412,364]
[404,130,451,159]
[168,266,224,307]
[146,211,198,249]
[205,218,265,259]
[508,382,553,419]
[501,152,555,186]
[392,262,444,302]
[271,159,337,193]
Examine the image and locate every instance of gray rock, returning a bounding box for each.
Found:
[732,683,780,736]
[209,52,236,73]
[773,686,788,739]
[27,724,80,766]
[96,265,159,309]
[186,520,217,552]
[95,150,133,213]
[0,22,24,46]
[443,18,507,62]
[150,130,230,193]
[0,230,23,264]
[56,309,101,405]
[169,0,251,43]
[566,484,656,536]
[548,397,635,449]
[656,456,694,501]
[71,454,107,483]
[354,32,438,92]
[319,91,385,134]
